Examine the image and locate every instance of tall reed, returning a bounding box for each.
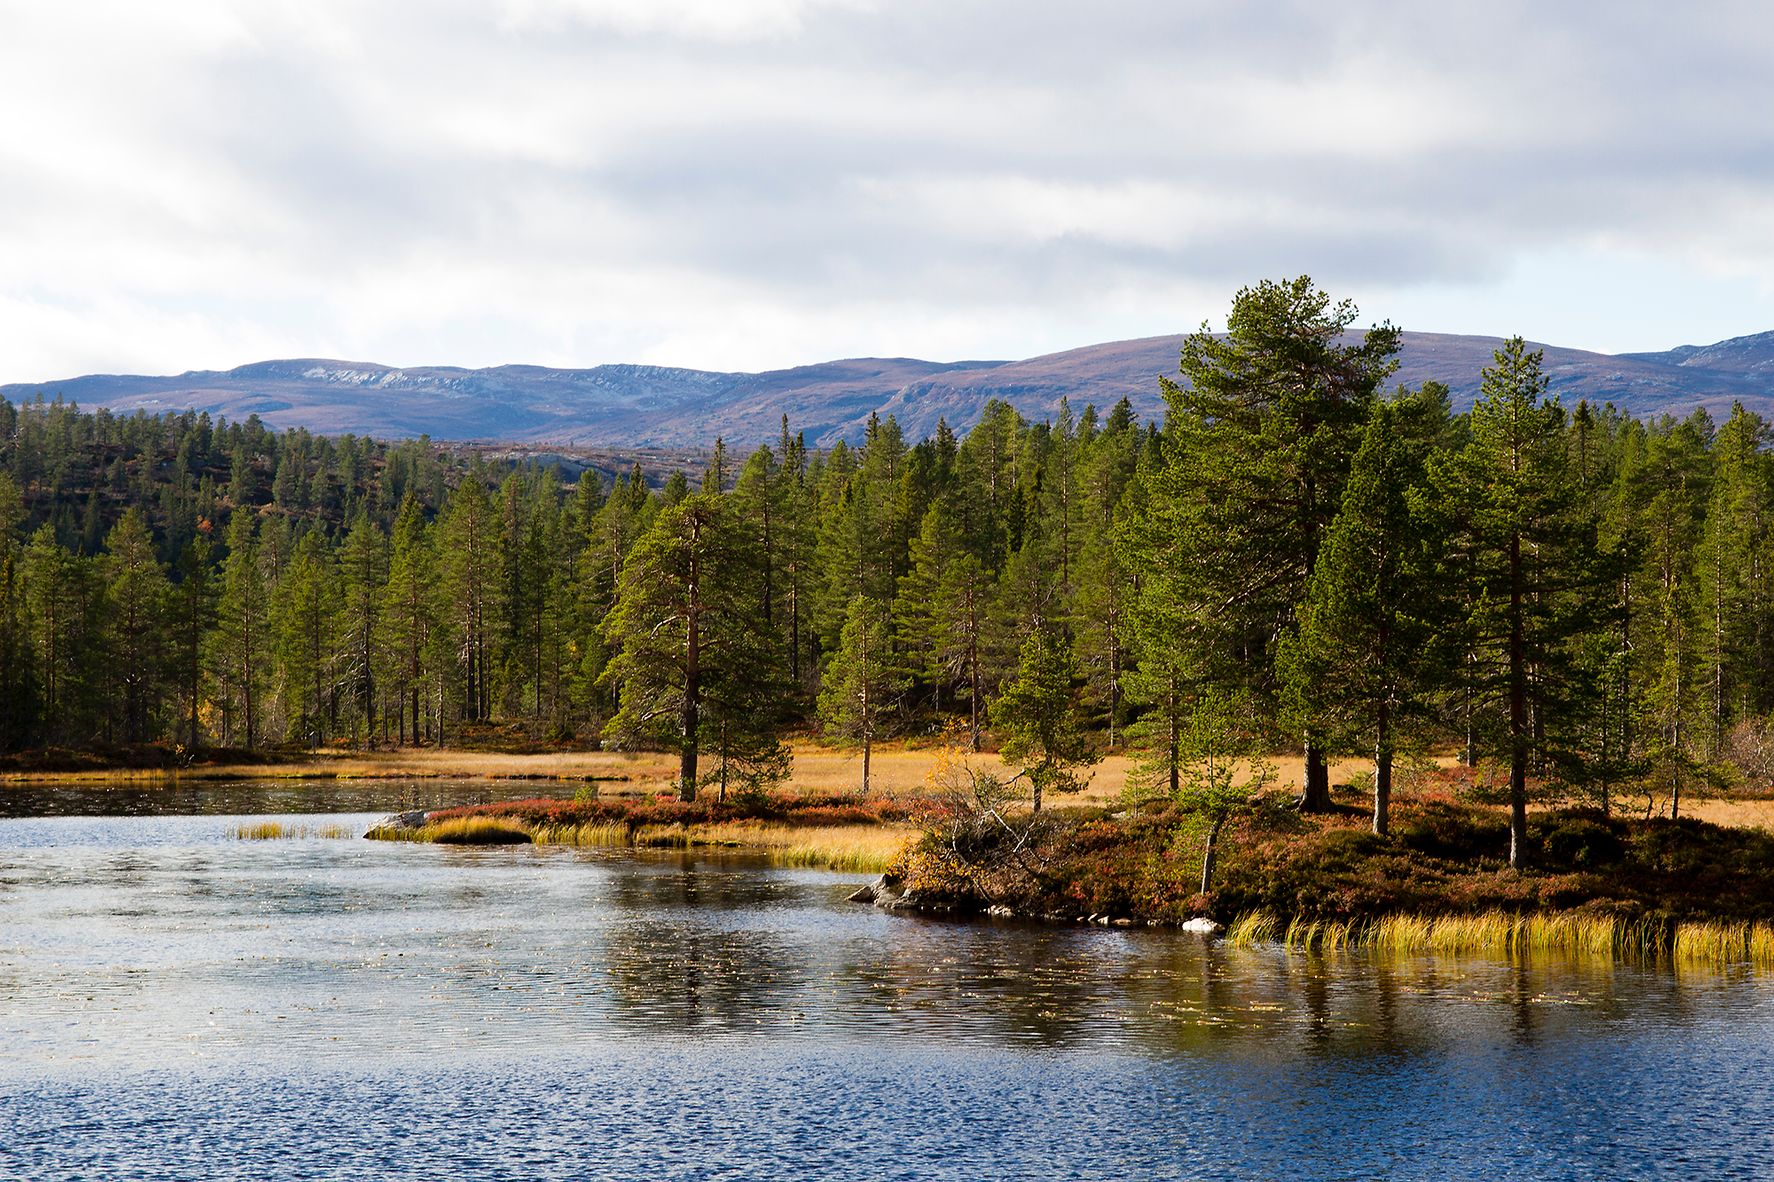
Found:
[1224,910,1773,970]
[232,821,353,840]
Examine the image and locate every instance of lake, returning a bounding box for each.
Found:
[2,781,1771,1180]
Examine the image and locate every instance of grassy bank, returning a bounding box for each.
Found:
[365,791,915,873]
[890,789,1774,965]
[1225,910,1774,968]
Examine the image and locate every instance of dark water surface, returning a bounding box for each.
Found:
[2,785,1771,1180]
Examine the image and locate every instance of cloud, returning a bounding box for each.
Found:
[2,0,1773,381]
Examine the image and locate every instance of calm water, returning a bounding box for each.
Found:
[2,782,1771,1180]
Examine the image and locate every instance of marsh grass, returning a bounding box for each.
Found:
[1227,909,1774,969]
[231,821,354,840]
[528,817,906,872]
[424,816,534,844]
[374,806,907,871]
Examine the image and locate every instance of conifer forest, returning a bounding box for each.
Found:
[3,280,1772,864]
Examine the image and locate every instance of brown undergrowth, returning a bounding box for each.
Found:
[891,788,1774,954]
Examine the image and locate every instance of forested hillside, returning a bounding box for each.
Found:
[4,280,1773,867]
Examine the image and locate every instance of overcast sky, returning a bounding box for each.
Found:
[4,0,1773,381]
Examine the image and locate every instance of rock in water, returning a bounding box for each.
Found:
[363,809,430,839]
[1180,917,1223,935]
[848,873,917,911]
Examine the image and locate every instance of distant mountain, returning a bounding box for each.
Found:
[6,330,1773,448]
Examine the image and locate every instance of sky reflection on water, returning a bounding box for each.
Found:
[2,792,1771,1180]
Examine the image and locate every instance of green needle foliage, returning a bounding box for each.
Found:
[1280,397,1448,836]
[993,626,1098,811]
[818,593,907,793]
[1137,276,1401,812]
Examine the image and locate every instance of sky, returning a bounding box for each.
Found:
[4,0,1774,382]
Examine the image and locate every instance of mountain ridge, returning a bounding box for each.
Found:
[6,330,1772,447]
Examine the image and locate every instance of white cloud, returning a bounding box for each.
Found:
[2,1,1773,382]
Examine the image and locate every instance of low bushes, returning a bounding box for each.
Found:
[895,792,1774,934]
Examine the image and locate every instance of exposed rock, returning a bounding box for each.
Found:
[846,873,972,915]
[1180,917,1224,935]
[363,809,430,839]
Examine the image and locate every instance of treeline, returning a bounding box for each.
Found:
[4,279,1774,861]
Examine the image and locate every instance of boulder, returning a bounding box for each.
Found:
[363,809,430,839]
[1180,917,1223,935]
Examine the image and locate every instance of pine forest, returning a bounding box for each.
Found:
[4,280,1772,864]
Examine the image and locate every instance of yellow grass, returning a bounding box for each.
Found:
[424,816,533,844]
[18,739,1772,832]
[1226,909,1774,969]
[230,821,353,840]
[1673,920,1774,968]
[1676,798,1774,829]
[1,747,678,786]
[529,817,909,873]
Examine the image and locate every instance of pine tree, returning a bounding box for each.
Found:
[1279,401,1443,835]
[0,473,37,749]
[992,626,1097,811]
[1693,404,1772,753]
[895,499,963,715]
[1153,276,1400,811]
[1431,337,1610,865]
[601,494,775,801]
[379,495,435,744]
[172,537,216,749]
[439,476,502,725]
[274,530,336,748]
[336,513,386,743]
[818,594,906,793]
[1169,689,1275,894]
[100,508,170,744]
[211,511,269,748]
[933,551,992,752]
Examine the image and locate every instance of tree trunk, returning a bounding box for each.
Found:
[680,588,701,802]
[1508,532,1529,869]
[1296,740,1332,811]
[1167,681,1180,798]
[968,626,982,753]
[1200,813,1225,894]
[1376,695,1390,834]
